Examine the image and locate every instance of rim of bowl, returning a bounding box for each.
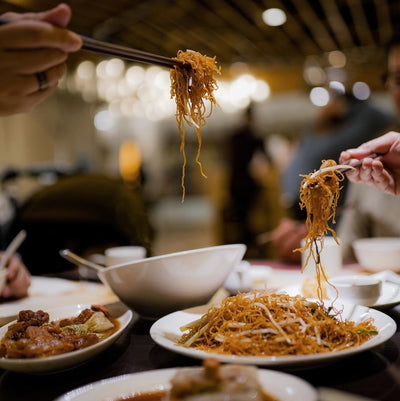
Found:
[353,237,400,246]
[329,275,381,288]
[100,243,247,272]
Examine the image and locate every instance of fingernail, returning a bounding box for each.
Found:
[68,32,82,50]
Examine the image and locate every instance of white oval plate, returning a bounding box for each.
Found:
[150,302,396,368]
[54,366,318,401]
[0,304,133,373]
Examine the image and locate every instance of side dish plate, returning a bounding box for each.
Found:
[0,303,132,373]
[54,367,318,401]
[149,302,396,368]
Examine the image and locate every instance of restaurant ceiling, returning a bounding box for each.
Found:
[1,0,399,88]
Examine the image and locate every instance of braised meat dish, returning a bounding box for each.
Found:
[0,305,118,359]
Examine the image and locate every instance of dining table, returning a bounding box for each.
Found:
[0,262,400,401]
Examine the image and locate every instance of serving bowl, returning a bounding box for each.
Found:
[327,275,382,306]
[353,237,400,272]
[98,244,246,319]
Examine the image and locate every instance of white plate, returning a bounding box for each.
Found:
[0,304,133,373]
[0,276,119,326]
[283,281,400,311]
[149,303,396,368]
[54,366,318,401]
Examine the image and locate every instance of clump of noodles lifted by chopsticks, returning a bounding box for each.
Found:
[170,50,221,201]
[295,159,345,301]
[178,291,378,356]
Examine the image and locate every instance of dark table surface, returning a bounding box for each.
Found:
[0,304,400,401]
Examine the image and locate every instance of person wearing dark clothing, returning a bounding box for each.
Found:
[225,105,270,247]
[281,92,395,220]
[8,173,154,275]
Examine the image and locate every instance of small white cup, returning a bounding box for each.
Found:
[327,275,382,306]
[301,236,342,278]
[105,246,146,266]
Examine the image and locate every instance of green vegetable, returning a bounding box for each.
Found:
[356,329,378,335]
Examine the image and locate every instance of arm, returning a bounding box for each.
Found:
[0,3,82,116]
[339,131,400,195]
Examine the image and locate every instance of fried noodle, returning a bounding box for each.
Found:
[178,292,377,356]
[170,50,221,201]
[296,159,344,301]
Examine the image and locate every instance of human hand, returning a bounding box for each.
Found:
[0,253,31,299]
[271,217,308,264]
[0,3,82,116]
[339,131,400,195]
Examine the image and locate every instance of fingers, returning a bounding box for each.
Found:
[36,3,72,28]
[2,3,72,28]
[0,19,81,52]
[272,219,307,263]
[0,62,65,96]
[1,255,31,299]
[27,63,66,94]
[0,83,57,116]
[0,48,67,74]
[340,131,400,163]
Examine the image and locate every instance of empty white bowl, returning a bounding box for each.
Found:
[98,244,246,319]
[353,238,400,272]
[327,275,382,306]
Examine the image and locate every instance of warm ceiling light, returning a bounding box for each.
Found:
[262,8,287,26]
[309,87,330,107]
[328,50,347,68]
[352,82,370,100]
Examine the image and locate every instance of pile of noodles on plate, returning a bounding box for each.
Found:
[295,159,344,301]
[178,291,377,357]
[170,50,221,201]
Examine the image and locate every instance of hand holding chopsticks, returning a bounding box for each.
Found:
[0,230,31,299]
[0,4,81,116]
[0,16,187,70]
[339,131,400,196]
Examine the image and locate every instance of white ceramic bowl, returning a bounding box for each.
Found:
[327,275,382,306]
[353,237,400,272]
[98,244,246,319]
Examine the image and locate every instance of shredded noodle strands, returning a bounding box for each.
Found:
[296,159,344,302]
[178,292,378,357]
[170,50,221,201]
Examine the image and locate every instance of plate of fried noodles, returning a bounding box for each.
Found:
[150,291,396,368]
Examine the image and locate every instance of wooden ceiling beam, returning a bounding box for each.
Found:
[319,0,355,50]
[233,0,305,63]
[208,0,289,62]
[291,0,338,51]
[346,0,375,46]
[267,0,322,56]
[373,0,393,46]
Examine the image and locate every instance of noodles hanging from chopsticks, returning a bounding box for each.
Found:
[296,159,344,301]
[178,292,377,356]
[170,50,221,201]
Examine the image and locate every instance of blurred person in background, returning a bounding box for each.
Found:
[0,3,81,296]
[338,32,400,260]
[7,173,154,276]
[271,89,394,263]
[223,103,273,257]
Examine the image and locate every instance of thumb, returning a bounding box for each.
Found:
[6,3,72,28]
[38,3,72,28]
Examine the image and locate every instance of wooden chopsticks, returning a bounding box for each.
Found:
[80,35,187,69]
[0,17,187,70]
